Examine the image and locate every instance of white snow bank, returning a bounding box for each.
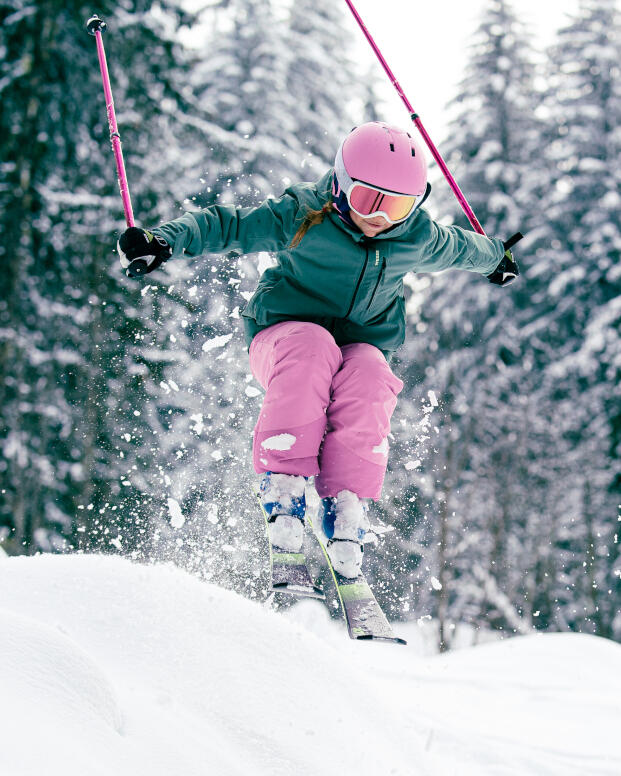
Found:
[1,606,123,724]
[0,554,620,776]
[0,608,124,745]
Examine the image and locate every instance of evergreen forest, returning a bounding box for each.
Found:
[1,0,619,650]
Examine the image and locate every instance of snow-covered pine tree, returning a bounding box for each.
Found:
[534,0,621,639]
[286,0,366,178]
[382,0,621,647]
[190,0,300,207]
[377,0,544,647]
[0,0,208,555]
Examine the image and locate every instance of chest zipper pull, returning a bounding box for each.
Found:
[375,249,380,266]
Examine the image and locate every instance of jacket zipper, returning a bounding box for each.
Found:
[366,255,386,311]
[345,242,370,317]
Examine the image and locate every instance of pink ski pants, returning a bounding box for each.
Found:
[249,321,403,499]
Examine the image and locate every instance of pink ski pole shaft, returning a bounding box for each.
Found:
[343,0,486,235]
[87,15,135,228]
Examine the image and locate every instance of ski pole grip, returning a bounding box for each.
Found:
[86,15,107,35]
[503,232,524,251]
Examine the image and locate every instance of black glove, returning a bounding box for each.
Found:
[487,248,520,286]
[117,227,172,278]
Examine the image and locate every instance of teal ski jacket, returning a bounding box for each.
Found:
[153,170,504,358]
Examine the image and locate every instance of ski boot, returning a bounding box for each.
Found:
[320,490,370,579]
[259,472,306,552]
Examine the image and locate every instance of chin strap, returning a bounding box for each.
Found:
[418,182,432,208]
[331,172,357,228]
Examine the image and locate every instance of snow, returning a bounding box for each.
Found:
[166,497,185,528]
[260,472,306,501]
[202,333,234,352]
[372,437,389,455]
[189,413,204,435]
[159,380,180,394]
[260,433,296,451]
[1,554,620,776]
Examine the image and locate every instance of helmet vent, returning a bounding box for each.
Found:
[389,143,395,152]
[411,148,416,156]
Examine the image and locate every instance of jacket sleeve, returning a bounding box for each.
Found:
[151,192,302,259]
[413,211,505,275]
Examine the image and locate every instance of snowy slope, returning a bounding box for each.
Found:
[0,555,619,776]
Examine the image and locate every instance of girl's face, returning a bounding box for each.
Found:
[349,211,391,237]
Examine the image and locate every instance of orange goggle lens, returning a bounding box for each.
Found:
[347,183,417,223]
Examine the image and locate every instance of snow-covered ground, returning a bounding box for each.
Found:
[0,554,619,776]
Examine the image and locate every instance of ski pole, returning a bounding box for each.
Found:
[343,0,522,247]
[86,15,135,228]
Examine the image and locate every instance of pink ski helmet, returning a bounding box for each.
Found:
[334,121,428,198]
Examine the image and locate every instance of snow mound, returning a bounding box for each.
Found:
[0,554,620,776]
[0,555,426,776]
[1,607,124,772]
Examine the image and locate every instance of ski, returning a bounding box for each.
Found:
[333,573,407,644]
[307,513,407,645]
[256,489,405,643]
[257,495,324,600]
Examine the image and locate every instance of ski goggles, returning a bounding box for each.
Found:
[345,181,419,224]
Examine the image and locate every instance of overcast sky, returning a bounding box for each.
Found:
[348,0,580,143]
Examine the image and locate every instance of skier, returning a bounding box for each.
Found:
[117,121,519,579]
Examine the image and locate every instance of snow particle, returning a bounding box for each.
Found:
[167,498,185,529]
[202,333,233,353]
[372,438,389,456]
[190,413,204,435]
[261,433,296,451]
